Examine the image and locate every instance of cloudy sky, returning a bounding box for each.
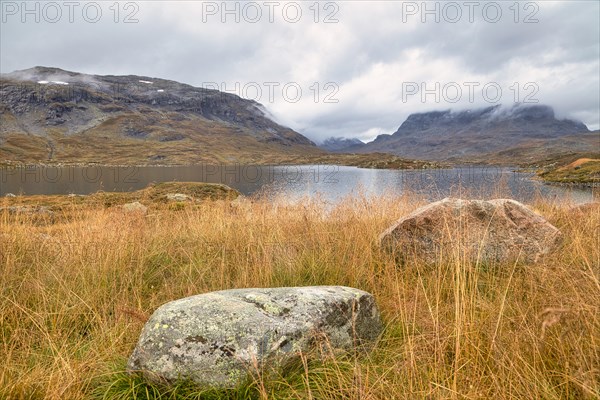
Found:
[1,0,599,142]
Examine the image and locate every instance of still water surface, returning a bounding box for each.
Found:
[0,165,596,204]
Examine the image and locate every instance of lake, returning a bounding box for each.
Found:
[0,164,596,204]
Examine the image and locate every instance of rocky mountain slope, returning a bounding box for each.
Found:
[456,130,599,166]
[351,105,595,163]
[0,67,320,164]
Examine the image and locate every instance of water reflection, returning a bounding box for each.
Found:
[0,164,596,204]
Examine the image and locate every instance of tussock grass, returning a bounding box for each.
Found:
[0,190,598,399]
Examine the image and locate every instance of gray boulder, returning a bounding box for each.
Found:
[380,198,562,265]
[122,201,147,214]
[128,286,382,388]
[165,193,192,202]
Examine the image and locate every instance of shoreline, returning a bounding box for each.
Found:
[3,161,597,191]
[0,159,444,170]
[538,180,600,189]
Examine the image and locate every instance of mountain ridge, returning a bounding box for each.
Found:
[1,67,597,167]
[318,137,366,152]
[344,104,594,163]
[0,66,319,164]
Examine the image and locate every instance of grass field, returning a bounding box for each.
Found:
[538,158,600,186]
[1,189,599,399]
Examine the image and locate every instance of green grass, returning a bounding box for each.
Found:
[538,158,600,185]
[91,361,260,400]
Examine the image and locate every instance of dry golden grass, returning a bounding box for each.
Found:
[0,190,598,399]
[562,158,600,169]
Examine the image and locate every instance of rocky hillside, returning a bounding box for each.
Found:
[355,105,594,163]
[458,130,600,166]
[0,67,320,164]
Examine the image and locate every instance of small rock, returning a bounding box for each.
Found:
[37,206,53,215]
[122,201,147,214]
[165,193,191,202]
[230,196,252,212]
[380,198,562,265]
[128,286,382,388]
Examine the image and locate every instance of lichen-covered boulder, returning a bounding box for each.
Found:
[122,201,147,214]
[165,193,192,202]
[127,286,381,388]
[380,198,562,265]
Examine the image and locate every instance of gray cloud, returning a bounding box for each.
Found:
[1,0,598,142]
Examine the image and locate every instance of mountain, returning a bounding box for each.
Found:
[318,137,366,152]
[2,69,595,167]
[0,67,320,164]
[453,130,600,166]
[357,105,594,163]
